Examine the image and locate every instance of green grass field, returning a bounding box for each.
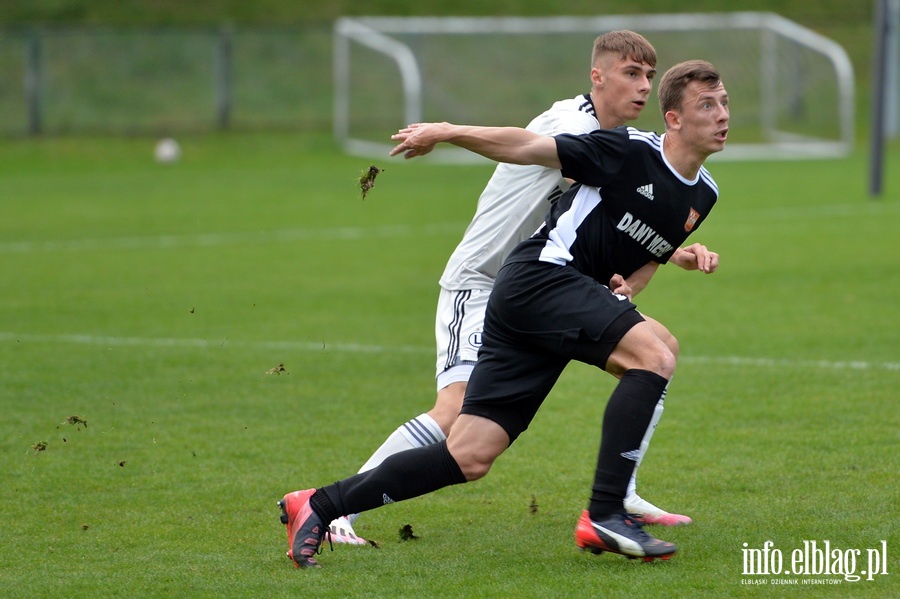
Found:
[1,132,898,598]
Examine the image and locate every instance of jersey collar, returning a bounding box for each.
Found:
[659,133,700,186]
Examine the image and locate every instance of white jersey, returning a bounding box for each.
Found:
[439,93,601,291]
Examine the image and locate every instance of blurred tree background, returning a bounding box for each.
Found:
[0,1,879,138]
[1,0,874,27]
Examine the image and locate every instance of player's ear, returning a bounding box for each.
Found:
[664,110,681,130]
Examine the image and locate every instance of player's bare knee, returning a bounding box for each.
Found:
[658,346,677,379]
[447,443,494,480]
[447,415,507,480]
[429,382,467,435]
[456,456,493,481]
[642,343,677,379]
[610,324,677,378]
[664,332,680,360]
[450,437,502,480]
[645,316,679,359]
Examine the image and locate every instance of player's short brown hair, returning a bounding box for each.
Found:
[657,60,722,115]
[591,30,657,68]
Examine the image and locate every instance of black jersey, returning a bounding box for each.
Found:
[504,126,718,285]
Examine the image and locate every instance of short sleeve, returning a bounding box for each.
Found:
[555,127,629,187]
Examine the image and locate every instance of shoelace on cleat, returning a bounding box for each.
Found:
[320,523,334,555]
[621,515,656,542]
[622,515,675,550]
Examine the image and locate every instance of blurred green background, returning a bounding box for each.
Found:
[0,0,883,141]
[1,0,875,29]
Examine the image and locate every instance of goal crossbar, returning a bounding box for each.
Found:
[334,13,855,162]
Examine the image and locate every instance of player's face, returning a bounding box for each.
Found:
[676,80,730,156]
[591,55,656,128]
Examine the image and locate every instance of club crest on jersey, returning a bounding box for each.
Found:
[684,208,701,232]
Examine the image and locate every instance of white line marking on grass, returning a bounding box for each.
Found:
[0,332,428,354]
[0,223,467,254]
[719,201,900,224]
[1,332,898,371]
[680,355,900,372]
[10,202,895,254]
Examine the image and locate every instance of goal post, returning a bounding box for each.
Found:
[334,13,855,162]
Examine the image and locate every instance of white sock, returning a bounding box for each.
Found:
[347,413,446,525]
[627,387,667,500]
[357,412,446,473]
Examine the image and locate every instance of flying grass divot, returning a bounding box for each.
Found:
[265,363,287,375]
[359,165,383,200]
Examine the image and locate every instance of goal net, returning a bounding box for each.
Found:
[334,13,854,162]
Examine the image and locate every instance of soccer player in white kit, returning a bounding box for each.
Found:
[327,30,709,545]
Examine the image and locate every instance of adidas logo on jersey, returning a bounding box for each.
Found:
[636,183,654,200]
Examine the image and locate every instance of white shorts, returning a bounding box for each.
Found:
[434,287,490,391]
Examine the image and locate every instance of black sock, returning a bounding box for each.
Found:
[589,369,669,521]
[310,440,467,524]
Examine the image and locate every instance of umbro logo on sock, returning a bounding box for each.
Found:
[636,183,654,200]
[383,493,395,505]
[620,449,642,462]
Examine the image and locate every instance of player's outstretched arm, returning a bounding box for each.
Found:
[670,243,719,274]
[390,122,561,168]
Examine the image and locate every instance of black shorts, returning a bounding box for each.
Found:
[460,260,643,443]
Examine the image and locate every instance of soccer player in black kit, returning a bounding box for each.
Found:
[279,59,727,566]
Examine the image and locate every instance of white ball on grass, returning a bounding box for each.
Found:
[154,138,181,163]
